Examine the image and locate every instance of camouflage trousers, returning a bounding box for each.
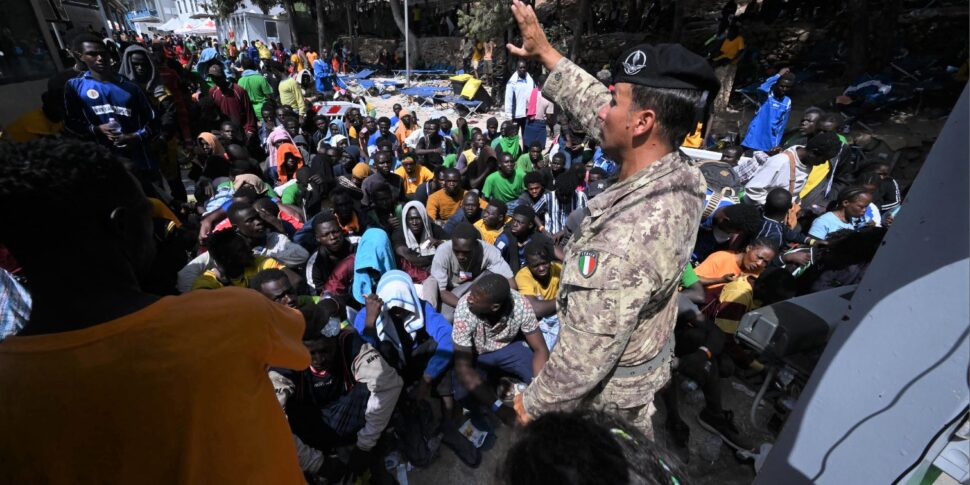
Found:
[586,359,672,440]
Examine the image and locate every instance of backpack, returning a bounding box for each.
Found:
[697,159,743,193]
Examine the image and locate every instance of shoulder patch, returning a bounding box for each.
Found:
[577,250,598,278]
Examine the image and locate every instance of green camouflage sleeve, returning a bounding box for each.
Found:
[522,250,655,415]
[541,57,611,142]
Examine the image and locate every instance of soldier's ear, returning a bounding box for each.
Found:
[631,108,657,138]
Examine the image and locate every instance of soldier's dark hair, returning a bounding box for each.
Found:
[0,138,137,256]
[471,273,510,304]
[248,268,288,290]
[501,409,684,485]
[629,85,705,149]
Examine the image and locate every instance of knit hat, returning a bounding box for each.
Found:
[352,162,372,179]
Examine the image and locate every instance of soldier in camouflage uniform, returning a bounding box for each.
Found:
[506,0,720,438]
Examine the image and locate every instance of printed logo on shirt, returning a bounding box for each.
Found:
[459,270,474,282]
[495,240,506,250]
[86,89,100,100]
[91,105,132,117]
[578,250,598,278]
[622,50,648,75]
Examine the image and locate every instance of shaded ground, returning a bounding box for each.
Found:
[406,375,773,485]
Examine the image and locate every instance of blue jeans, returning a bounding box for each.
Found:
[454,341,534,401]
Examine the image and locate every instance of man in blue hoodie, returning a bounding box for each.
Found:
[741,68,794,152]
[64,33,158,186]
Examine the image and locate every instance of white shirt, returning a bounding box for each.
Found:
[744,147,809,205]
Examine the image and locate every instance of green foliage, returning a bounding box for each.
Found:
[208,0,280,18]
[457,2,512,41]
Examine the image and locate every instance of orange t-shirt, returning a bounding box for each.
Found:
[396,165,434,195]
[426,188,464,221]
[0,288,309,484]
[693,250,744,289]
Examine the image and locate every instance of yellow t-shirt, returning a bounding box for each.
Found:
[719,35,745,63]
[3,108,63,142]
[800,161,831,198]
[515,262,562,301]
[193,256,285,290]
[0,287,309,484]
[395,165,434,195]
[474,217,510,245]
[714,277,756,334]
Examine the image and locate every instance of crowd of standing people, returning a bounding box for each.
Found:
[0,1,909,483]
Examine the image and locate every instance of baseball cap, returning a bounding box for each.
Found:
[612,43,719,95]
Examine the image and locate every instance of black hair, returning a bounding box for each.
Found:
[226,201,253,224]
[313,211,338,229]
[206,228,248,266]
[858,172,881,186]
[804,106,824,116]
[233,185,259,203]
[488,199,508,215]
[295,166,311,184]
[524,239,551,261]
[253,197,279,215]
[248,268,287,290]
[834,186,872,209]
[764,188,793,216]
[780,71,796,83]
[588,167,608,178]
[819,112,842,127]
[330,187,351,201]
[472,272,511,304]
[443,167,461,178]
[747,237,778,253]
[804,132,842,161]
[72,32,104,52]
[523,171,545,186]
[551,152,566,162]
[0,139,137,257]
[554,170,583,201]
[629,84,705,149]
[752,266,796,304]
[378,116,391,125]
[718,204,764,236]
[240,55,255,70]
[529,141,543,150]
[229,158,258,177]
[486,117,498,127]
[452,221,481,241]
[513,204,536,220]
[501,409,684,485]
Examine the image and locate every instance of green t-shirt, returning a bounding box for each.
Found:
[482,170,525,203]
[680,264,699,289]
[236,72,274,115]
[281,184,302,205]
[515,154,537,173]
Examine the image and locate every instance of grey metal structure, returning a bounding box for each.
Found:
[754,85,970,484]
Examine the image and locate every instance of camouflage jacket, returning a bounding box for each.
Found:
[522,57,706,416]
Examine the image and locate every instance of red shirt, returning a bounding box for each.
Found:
[209,84,257,134]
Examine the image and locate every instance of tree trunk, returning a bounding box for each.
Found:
[315,0,326,52]
[345,0,354,53]
[282,0,299,47]
[671,0,686,42]
[569,0,589,60]
[388,0,419,69]
[847,0,869,78]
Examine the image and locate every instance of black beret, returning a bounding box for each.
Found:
[612,43,720,95]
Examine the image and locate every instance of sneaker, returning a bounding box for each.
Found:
[697,409,755,452]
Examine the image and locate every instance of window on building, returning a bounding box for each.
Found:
[0,0,59,85]
[265,20,278,40]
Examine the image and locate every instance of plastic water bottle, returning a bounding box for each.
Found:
[107,117,122,136]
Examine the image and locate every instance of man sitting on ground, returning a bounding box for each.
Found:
[495,205,563,274]
[743,132,842,205]
[453,274,549,416]
[482,152,526,204]
[192,229,290,290]
[474,199,511,245]
[305,213,358,294]
[443,191,488,235]
[426,168,465,224]
[425,222,515,320]
[514,241,563,350]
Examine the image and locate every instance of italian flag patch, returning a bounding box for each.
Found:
[578,250,598,278]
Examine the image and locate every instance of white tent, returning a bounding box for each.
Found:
[174,18,217,35]
[156,16,185,32]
